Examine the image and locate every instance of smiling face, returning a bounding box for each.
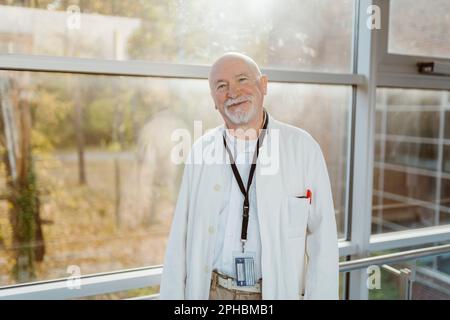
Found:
[209,54,268,129]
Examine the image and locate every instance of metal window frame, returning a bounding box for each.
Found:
[0,0,449,299]
[345,0,379,300]
[369,225,450,252]
[0,54,365,85]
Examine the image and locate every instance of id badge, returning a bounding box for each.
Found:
[233,251,256,286]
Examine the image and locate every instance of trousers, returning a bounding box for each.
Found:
[209,270,262,300]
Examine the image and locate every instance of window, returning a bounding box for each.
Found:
[0,70,349,286]
[0,71,211,285]
[0,0,354,72]
[373,88,450,234]
[388,0,450,59]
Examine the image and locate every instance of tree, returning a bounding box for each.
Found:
[0,75,44,282]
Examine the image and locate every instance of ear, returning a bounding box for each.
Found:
[260,74,268,95]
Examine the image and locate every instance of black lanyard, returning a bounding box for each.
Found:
[222,110,269,252]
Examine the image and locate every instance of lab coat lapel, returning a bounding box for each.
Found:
[255,114,284,226]
[255,115,284,298]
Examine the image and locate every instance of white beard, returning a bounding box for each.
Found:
[224,101,258,125]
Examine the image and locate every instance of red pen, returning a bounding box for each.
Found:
[306,189,312,204]
[296,188,312,204]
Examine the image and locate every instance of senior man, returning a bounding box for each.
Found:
[159,52,339,300]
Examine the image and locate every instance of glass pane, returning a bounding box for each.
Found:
[373,89,450,234]
[443,146,450,176]
[0,0,354,72]
[389,0,450,59]
[375,141,438,171]
[446,111,450,140]
[0,71,350,286]
[366,246,450,300]
[441,175,450,225]
[413,253,450,300]
[369,255,450,300]
[385,111,440,139]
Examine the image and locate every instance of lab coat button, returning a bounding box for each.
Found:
[204,265,209,273]
[214,184,221,191]
[208,226,215,235]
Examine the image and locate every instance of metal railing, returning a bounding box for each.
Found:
[0,244,449,300]
[339,243,450,300]
[339,243,450,272]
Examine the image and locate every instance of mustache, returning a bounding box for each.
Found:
[224,96,251,108]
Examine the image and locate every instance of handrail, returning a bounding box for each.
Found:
[339,243,450,273]
[0,265,163,300]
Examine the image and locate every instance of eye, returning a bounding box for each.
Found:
[238,77,248,82]
[216,84,226,91]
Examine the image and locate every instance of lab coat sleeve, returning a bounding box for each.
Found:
[159,161,191,299]
[304,140,339,300]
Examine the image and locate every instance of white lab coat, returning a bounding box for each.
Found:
[159,113,339,300]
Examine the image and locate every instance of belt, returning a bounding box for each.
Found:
[212,271,262,293]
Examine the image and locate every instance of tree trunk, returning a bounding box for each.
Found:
[73,77,86,185]
[0,76,44,282]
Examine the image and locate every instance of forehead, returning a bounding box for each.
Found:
[209,58,255,84]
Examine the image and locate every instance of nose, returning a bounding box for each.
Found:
[227,83,240,98]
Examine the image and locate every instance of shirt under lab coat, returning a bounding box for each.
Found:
[213,130,262,280]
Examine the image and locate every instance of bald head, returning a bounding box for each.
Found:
[208,52,268,130]
[208,52,262,90]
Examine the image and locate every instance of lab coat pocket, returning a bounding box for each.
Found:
[287,197,310,239]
